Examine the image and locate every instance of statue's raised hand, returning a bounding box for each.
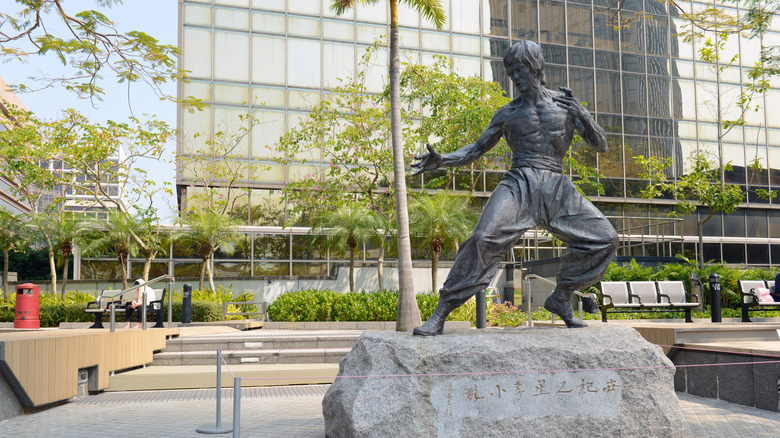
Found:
[411,143,443,176]
[553,86,587,131]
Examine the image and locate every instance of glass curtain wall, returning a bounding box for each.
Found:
[177,0,780,268]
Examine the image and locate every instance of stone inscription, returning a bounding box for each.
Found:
[430,371,622,437]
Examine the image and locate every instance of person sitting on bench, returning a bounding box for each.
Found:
[124,279,156,329]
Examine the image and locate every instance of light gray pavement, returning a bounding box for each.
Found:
[0,387,778,437]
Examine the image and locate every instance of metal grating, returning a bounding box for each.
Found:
[73,384,330,405]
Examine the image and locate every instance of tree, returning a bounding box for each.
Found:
[178,113,260,217]
[176,211,241,293]
[409,192,478,292]
[51,213,89,300]
[275,43,400,293]
[0,0,203,110]
[636,151,744,268]
[83,211,144,289]
[330,0,446,332]
[0,102,66,294]
[0,210,27,300]
[0,102,175,289]
[312,205,382,292]
[399,55,511,191]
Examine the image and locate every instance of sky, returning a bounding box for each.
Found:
[2,0,179,222]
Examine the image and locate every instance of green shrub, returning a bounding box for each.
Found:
[39,303,66,327]
[267,289,476,325]
[0,305,13,322]
[167,300,223,322]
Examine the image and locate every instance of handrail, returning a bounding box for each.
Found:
[100,274,175,332]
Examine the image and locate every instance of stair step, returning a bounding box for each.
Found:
[152,347,353,366]
[107,363,339,391]
[163,334,361,352]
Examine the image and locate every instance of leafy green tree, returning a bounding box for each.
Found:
[409,192,478,292]
[0,102,175,286]
[399,55,511,191]
[330,0,446,332]
[176,211,241,293]
[312,205,382,292]
[1,0,202,109]
[0,210,28,300]
[179,113,261,217]
[636,151,744,269]
[275,43,400,294]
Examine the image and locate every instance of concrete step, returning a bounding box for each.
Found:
[152,347,353,366]
[163,333,361,352]
[107,363,339,391]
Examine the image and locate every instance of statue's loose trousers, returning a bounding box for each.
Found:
[437,165,618,308]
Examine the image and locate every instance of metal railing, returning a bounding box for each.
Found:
[96,274,175,332]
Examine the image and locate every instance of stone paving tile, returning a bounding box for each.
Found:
[0,391,778,437]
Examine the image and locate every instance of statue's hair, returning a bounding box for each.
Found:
[504,41,546,86]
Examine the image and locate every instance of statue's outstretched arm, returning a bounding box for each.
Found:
[553,87,607,153]
[412,114,503,175]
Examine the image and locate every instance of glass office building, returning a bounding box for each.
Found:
[176,0,780,272]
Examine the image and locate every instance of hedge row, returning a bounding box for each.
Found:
[266,290,476,325]
[0,301,223,327]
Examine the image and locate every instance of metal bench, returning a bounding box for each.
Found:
[738,280,780,322]
[85,288,167,329]
[600,280,698,323]
[85,290,125,329]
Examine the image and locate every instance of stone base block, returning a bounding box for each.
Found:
[323,325,683,438]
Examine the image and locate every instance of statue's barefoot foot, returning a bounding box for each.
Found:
[544,295,587,328]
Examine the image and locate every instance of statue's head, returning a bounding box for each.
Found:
[504,41,546,86]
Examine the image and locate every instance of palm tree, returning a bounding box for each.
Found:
[330,0,446,331]
[83,211,144,290]
[0,210,27,301]
[313,205,382,292]
[52,213,90,300]
[176,210,241,293]
[135,214,171,282]
[410,192,478,293]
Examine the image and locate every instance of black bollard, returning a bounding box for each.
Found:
[476,290,487,329]
[182,283,192,324]
[504,266,515,305]
[709,274,721,323]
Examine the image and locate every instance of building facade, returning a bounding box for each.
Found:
[176,0,780,274]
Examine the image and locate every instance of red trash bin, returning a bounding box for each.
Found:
[14,283,40,329]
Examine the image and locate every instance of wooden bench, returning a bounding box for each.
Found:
[85,288,166,329]
[600,281,698,323]
[738,280,780,322]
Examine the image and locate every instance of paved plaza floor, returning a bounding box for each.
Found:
[0,386,778,437]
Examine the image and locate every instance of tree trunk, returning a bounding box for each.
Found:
[207,255,216,294]
[143,256,153,282]
[3,248,8,301]
[698,225,704,270]
[389,2,421,331]
[199,258,207,292]
[349,245,355,292]
[119,254,128,290]
[48,249,57,299]
[431,248,439,293]
[377,238,385,292]
[697,211,714,269]
[61,250,70,302]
